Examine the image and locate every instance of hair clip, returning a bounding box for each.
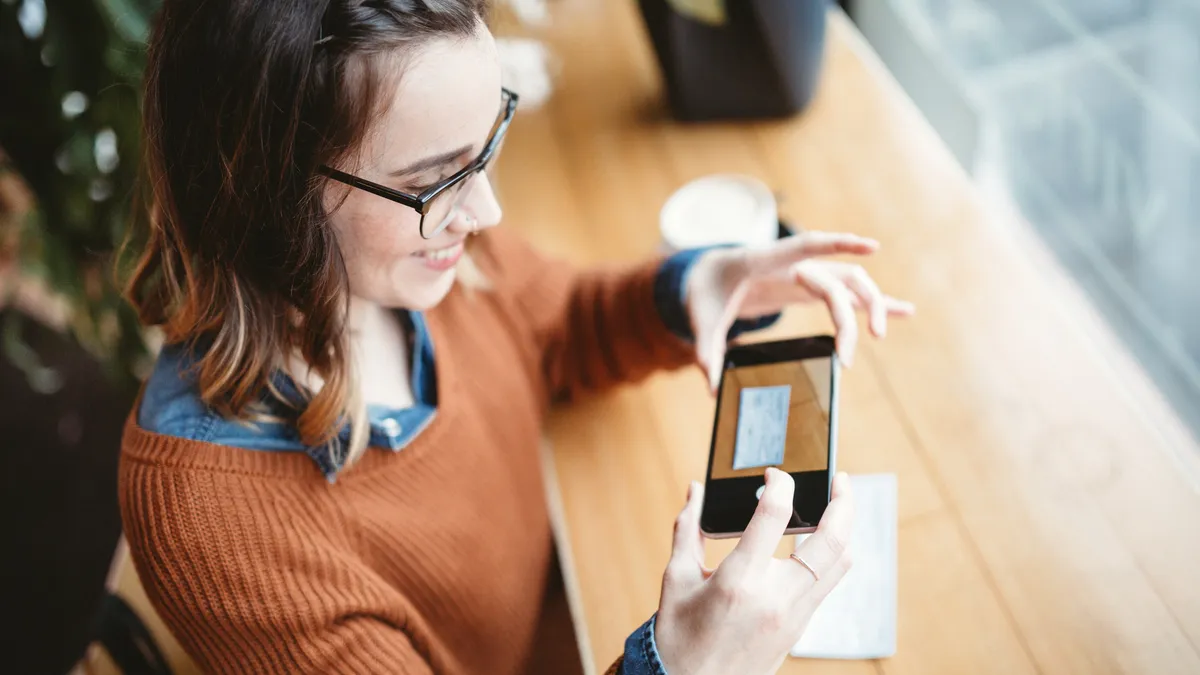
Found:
[315,26,334,46]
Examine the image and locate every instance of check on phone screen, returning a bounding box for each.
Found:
[717,360,831,478]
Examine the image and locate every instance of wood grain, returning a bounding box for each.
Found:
[495,3,1200,673]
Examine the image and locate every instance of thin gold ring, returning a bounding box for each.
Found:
[789,552,819,581]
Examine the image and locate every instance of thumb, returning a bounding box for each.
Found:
[666,481,707,589]
[707,342,726,394]
[692,312,727,394]
[698,284,747,393]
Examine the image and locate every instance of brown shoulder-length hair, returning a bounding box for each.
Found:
[124,0,489,461]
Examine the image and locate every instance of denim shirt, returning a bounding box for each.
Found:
[138,248,777,674]
[619,615,670,675]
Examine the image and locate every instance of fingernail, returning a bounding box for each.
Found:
[687,482,694,500]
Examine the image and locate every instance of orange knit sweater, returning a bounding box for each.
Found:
[118,231,696,674]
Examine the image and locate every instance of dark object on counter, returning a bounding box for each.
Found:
[0,310,134,673]
[93,593,174,675]
[637,0,829,122]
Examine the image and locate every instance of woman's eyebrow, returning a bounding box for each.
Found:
[388,144,473,177]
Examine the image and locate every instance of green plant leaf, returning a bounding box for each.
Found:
[96,0,152,43]
[2,313,64,395]
[1,0,160,385]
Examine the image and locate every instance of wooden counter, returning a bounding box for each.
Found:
[494,4,1200,673]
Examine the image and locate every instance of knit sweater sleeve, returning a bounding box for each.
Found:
[119,459,435,675]
[476,230,697,401]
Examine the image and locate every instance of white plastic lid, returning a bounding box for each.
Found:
[660,174,778,250]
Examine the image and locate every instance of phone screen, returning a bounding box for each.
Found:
[702,342,837,537]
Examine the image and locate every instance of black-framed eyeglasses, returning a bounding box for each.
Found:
[319,87,519,239]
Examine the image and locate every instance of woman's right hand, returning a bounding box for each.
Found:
[654,468,855,675]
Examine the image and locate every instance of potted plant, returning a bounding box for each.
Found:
[0,0,157,671]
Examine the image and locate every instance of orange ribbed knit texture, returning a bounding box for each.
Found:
[118,230,696,674]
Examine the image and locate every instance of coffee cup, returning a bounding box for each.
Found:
[659,174,778,253]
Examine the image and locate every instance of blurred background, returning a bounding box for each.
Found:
[856,0,1200,448]
[1,0,1197,673]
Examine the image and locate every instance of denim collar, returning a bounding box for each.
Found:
[138,310,439,482]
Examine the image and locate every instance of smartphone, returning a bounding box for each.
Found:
[700,335,839,539]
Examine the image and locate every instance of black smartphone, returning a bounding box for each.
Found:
[700,335,839,539]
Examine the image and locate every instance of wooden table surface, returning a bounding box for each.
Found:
[494,3,1200,674]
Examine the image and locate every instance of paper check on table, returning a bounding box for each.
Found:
[791,473,898,660]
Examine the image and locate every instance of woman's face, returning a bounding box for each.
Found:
[326,23,504,310]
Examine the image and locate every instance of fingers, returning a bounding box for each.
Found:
[790,472,855,590]
[846,291,916,319]
[851,296,916,316]
[793,263,859,367]
[730,468,796,564]
[666,481,707,589]
[884,297,917,317]
[755,231,879,270]
[841,266,888,338]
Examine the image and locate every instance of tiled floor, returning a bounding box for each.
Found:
[871,0,1200,439]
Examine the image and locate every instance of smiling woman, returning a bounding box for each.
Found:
[127,0,499,460]
[117,1,909,674]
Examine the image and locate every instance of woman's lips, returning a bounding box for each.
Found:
[413,241,464,271]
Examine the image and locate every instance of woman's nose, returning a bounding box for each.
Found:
[470,172,503,227]
[453,172,502,233]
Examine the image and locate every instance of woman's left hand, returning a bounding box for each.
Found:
[685,231,916,391]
